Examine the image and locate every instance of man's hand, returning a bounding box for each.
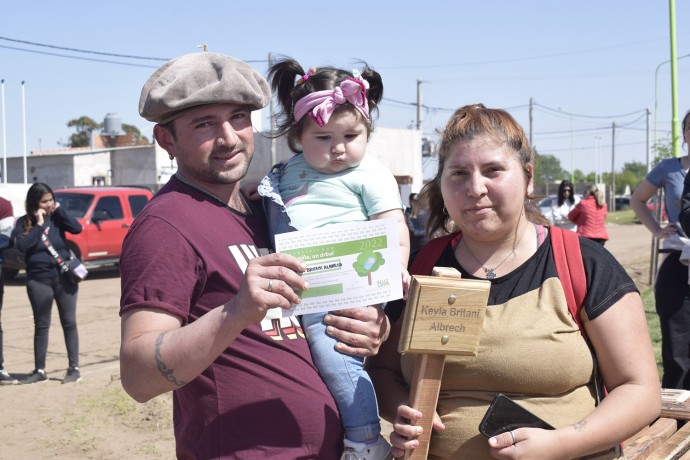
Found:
[228,252,308,327]
[324,305,390,357]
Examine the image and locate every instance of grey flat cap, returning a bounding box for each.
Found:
[139,52,271,124]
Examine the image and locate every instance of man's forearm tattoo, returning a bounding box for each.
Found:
[155,332,188,387]
[573,419,587,432]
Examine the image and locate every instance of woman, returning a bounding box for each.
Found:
[367,104,659,459]
[549,179,579,231]
[635,109,690,390]
[568,184,608,245]
[12,183,83,384]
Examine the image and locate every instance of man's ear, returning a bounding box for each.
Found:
[154,124,176,156]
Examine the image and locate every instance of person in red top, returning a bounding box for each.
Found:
[0,195,15,385]
[568,184,609,245]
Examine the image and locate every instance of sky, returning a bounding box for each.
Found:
[0,1,688,178]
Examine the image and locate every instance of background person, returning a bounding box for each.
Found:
[119,51,390,459]
[12,182,83,384]
[259,57,406,459]
[549,179,579,231]
[367,104,660,459]
[568,184,609,246]
[0,195,16,385]
[406,193,430,253]
[648,108,690,390]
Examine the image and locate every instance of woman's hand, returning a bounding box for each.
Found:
[488,427,563,460]
[653,224,678,240]
[324,305,390,357]
[389,403,445,458]
[34,209,46,226]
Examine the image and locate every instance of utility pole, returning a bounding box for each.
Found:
[610,122,616,211]
[416,80,423,131]
[646,108,651,172]
[21,81,27,184]
[528,97,533,148]
[669,0,681,156]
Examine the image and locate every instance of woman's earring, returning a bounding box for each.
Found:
[169,154,175,168]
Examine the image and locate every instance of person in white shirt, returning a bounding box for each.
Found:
[550,179,580,231]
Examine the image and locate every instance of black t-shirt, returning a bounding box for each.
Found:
[387,231,638,323]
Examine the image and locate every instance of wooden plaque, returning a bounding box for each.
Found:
[398,274,490,355]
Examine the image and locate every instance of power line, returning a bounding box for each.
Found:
[534,102,647,120]
[0,35,169,61]
[0,35,268,65]
[0,44,161,68]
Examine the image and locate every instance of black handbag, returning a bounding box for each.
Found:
[41,227,88,284]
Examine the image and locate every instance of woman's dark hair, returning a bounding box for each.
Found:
[418,103,549,238]
[23,182,54,233]
[268,56,384,153]
[557,180,575,207]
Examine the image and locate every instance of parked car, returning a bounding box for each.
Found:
[3,186,153,279]
[646,196,668,222]
[614,196,631,211]
[537,195,558,223]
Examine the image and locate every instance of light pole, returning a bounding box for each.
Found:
[654,53,690,149]
[558,107,574,182]
[594,136,602,184]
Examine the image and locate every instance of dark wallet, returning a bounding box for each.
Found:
[478,393,555,438]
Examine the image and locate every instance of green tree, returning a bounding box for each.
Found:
[122,123,149,143]
[652,138,674,166]
[533,152,565,187]
[573,169,586,183]
[66,116,101,148]
[617,161,648,193]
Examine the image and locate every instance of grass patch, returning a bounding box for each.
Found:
[80,387,137,416]
[606,209,639,225]
[641,286,663,379]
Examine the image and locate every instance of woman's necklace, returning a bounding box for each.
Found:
[461,221,530,280]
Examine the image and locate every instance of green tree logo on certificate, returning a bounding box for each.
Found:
[352,250,385,285]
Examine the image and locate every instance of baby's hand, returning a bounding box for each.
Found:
[240,181,261,201]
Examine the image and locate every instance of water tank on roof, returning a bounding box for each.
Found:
[103,113,124,135]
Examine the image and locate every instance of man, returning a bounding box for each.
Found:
[119,52,390,459]
[0,195,16,385]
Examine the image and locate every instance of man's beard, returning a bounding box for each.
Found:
[206,141,252,183]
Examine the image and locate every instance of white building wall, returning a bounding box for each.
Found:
[110,145,160,186]
[73,152,111,186]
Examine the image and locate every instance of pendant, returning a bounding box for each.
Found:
[484,268,496,279]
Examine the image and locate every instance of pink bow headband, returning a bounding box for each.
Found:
[293,77,370,127]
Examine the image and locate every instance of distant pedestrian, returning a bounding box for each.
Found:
[0,195,16,385]
[406,193,430,253]
[568,184,608,245]
[549,179,579,231]
[11,183,83,384]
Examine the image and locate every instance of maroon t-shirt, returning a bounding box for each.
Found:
[120,177,343,459]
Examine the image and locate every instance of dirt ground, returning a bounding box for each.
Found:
[0,223,656,459]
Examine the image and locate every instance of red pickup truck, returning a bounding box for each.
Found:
[3,186,153,279]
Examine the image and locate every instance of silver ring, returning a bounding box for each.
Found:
[509,430,516,445]
[217,138,225,146]
[267,279,273,292]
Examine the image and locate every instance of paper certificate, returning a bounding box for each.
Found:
[274,218,403,317]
